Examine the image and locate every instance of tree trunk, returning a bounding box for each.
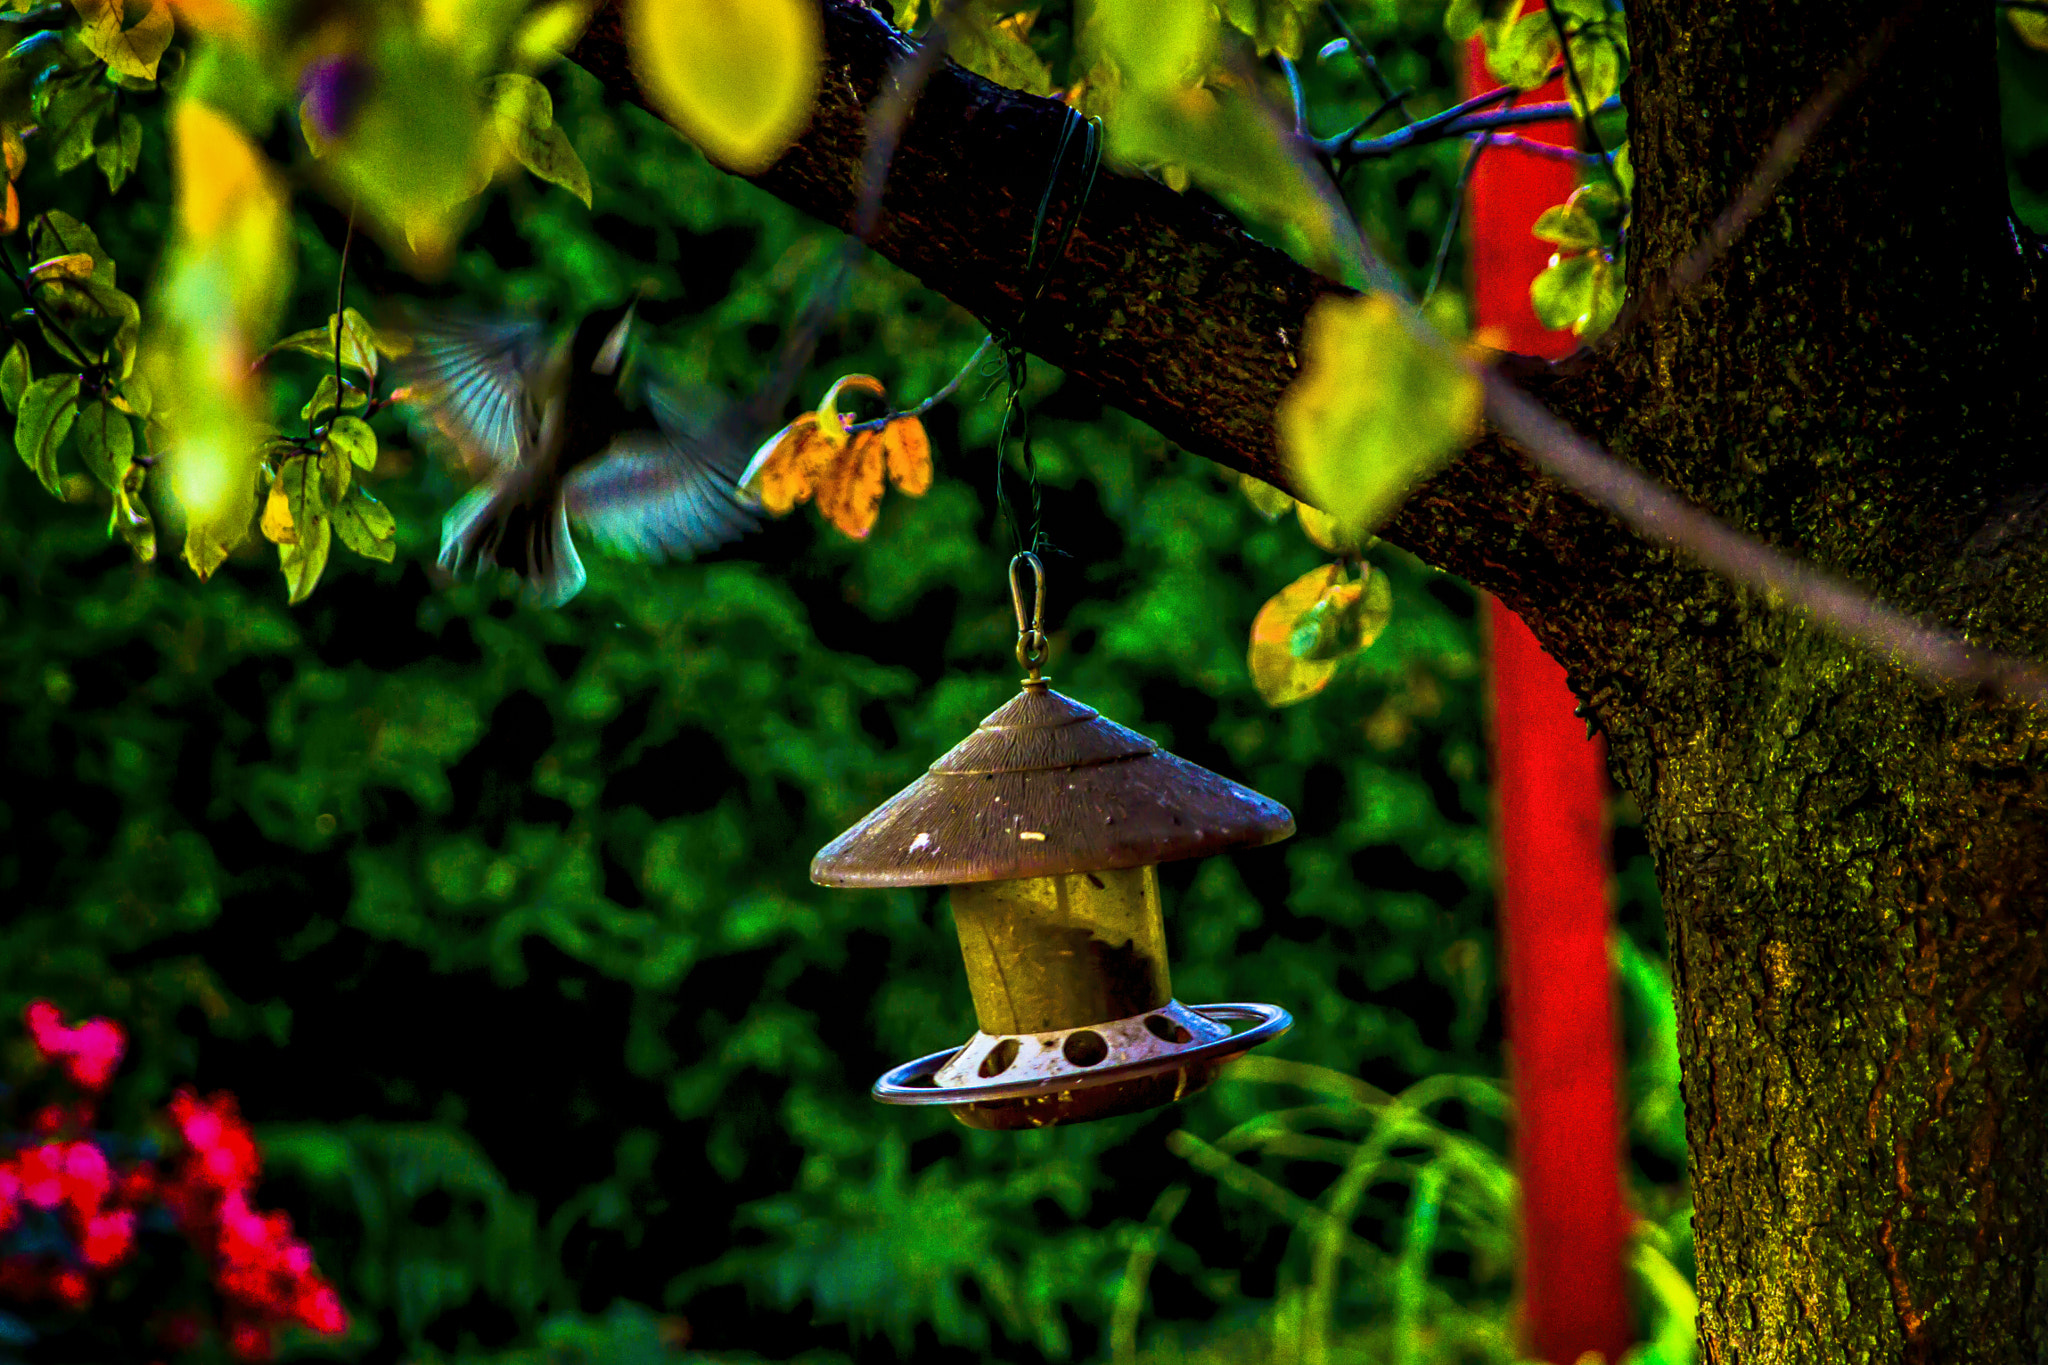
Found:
[573,0,2048,1355]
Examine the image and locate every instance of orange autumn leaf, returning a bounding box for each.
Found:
[815,428,886,539]
[882,415,931,495]
[743,414,844,515]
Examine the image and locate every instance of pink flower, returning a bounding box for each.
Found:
[295,1282,349,1334]
[80,1209,136,1269]
[21,1001,128,1093]
[66,1020,126,1090]
[168,1091,261,1192]
[18,1145,66,1209]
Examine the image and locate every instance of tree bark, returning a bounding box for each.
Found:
[573,1,2048,1357]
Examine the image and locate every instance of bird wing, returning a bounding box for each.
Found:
[561,383,757,561]
[395,313,553,475]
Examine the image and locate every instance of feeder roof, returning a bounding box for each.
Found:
[811,684,1295,888]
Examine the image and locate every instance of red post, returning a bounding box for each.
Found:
[1465,32,1636,1365]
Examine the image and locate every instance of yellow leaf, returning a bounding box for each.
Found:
[627,0,821,174]
[30,252,96,283]
[817,372,885,435]
[881,416,931,495]
[1239,470,1293,519]
[260,476,295,544]
[815,429,886,539]
[1248,563,1343,707]
[1279,293,1481,542]
[1296,500,1372,555]
[71,0,174,80]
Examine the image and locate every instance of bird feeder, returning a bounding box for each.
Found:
[811,555,1296,1130]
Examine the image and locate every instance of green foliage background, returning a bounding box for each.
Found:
[0,9,1692,1362]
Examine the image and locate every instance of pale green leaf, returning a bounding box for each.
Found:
[1530,250,1599,331]
[0,342,29,413]
[301,373,369,423]
[74,399,134,491]
[1489,11,1559,89]
[15,372,80,497]
[628,0,821,174]
[279,502,333,604]
[1532,202,1601,250]
[331,485,398,562]
[325,415,378,471]
[1565,29,1622,116]
[486,76,595,206]
[71,0,174,80]
[1279,293,1482,540]
[1094,0,1213,91]
[1239,470,1294,519]
[1249,563,1343,707]
[945,3,1054,96]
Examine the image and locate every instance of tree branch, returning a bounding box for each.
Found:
[567,0,1640,626]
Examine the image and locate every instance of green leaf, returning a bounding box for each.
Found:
[1530,249,1600,331]
[30,211,114,286]
[74,398,134,491]
[1489,11,1559,90]
[1249,563,1342,706]
[1612,141,1634,196]
[96,111,142,192]
[268,309,386,379]
[274,454,333,602]
[1565,28,1623,116]
[279,500,333,604]
[627,0,821,175]
[70,0,174,80]
[942,3,1053,96]
[0,341,29,413]
[486,75,593,206]
[325,415,378,471]
[109,460,154,561]
[1095,0,1213,91]
[1582,252,1624,341]
[1278,294,1482,541]
[1239,470,1293,519]
[1214,0,1318,59]
[301,373,369,423]
[14,371,80,497]
[331,484,398,562]
[2014,5,2048,51]
[1532,202,1601,250]
[44,79,109,172]
[318,437,351,505]
[1552,0,1606,19]
[30,251,96,282]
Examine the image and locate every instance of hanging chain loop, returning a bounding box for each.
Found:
[1010,552,1048,682]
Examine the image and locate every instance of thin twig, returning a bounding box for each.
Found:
[1542,5,1623,197]
[1481,373,2048,708]
[1328,91,1618,163]
[1476,131,1599,165]
[1598,1,1916,350]
[324,205,356,437]
[744,15,957,431]
[1280,54,1309,136]
[1320,1,1412,124]
[1424,132,1493,304]
[843,336,995,434]
[1318,82,1516,159]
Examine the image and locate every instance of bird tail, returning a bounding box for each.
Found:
[438,470,588,609]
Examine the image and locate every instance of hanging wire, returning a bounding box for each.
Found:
[986,108,1103,556]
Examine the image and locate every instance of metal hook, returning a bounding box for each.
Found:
[1010,552,1048,683]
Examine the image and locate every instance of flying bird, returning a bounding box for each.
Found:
[398,299,756,608]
